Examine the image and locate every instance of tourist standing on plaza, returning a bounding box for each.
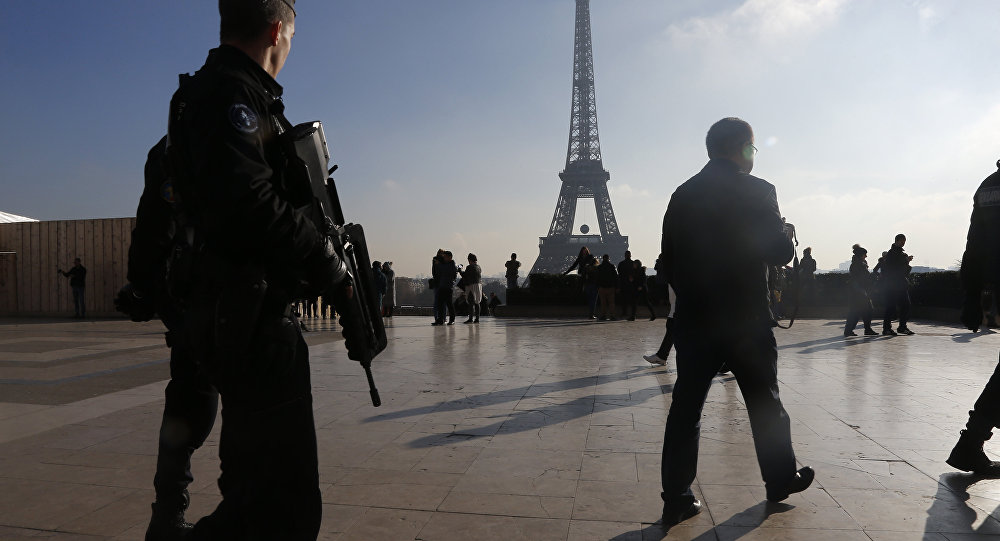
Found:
[433,251,457,325]
[565,246,600,318]
[844,244,877,337]
[505,253,521,288]
[148,1,357,537]
[460,253,483,323]
[946,160,1000,476]
[58,258,87,318]
[381,261,395,317]
[371,261,387,315]
[617,251,633,317]
[596,254,618,320]
[656,118,813,526]
[879,233,915,336]
[630,259,656,321]
[798,247,817,303]
[115,138,220,540]
[431,249,445,321]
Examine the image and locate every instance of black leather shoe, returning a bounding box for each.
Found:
[882,328,897,336]
[767,466,815,502]
[660,500,702,526]
[897,327,915,335]
[844,331,857,337]
[864,328,878,336]
[947,430,1000,475]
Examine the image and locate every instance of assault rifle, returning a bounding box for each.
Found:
[288,121,386,407]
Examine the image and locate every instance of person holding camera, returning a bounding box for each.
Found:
[58,258,87,318]
[656,117,813,527]
[879,233,915,335]
[460,253,483,323]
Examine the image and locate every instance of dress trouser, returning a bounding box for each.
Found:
[153,334,219,510]
[967,356,1000,432]
[72,285,85,317]
[882,286,911,330]
[661,319,797,507]
[584,284,599,316]
[633,288,655,319]
[190,314,321,540]
[434,287,455,323]
[655,317,675,360]
[598,287,615,318]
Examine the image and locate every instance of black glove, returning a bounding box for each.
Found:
[114,283,157,322]
[304,236,348,295]
[962,289,983,332]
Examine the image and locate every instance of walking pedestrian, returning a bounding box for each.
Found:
[656,117,813,526]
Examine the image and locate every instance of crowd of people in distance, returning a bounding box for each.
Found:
[563,247,658,321]
[295,260,398,326]
[844,234,915,337]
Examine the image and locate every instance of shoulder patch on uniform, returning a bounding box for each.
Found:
[228,103,259,134]
[160,181,177,203]
[977,186,1000,207]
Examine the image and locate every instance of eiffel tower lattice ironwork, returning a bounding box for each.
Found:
[527,0,628,279]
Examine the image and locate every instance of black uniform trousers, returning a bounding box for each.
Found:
[153,333,219,509]
[882,285,911,330]
[661,319,797,507]
[190,313,321,541]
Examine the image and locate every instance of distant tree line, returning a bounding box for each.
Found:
[393,276,508,307]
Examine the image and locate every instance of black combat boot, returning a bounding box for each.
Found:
[947,411,1000,475]
[145,490,193,541]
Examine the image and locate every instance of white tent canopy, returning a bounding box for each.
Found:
[0,211,38,223]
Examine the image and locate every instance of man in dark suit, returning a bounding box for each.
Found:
[657,117,813,526]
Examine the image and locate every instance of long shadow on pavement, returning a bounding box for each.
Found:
[608,501,793,540]
[926,472,1000,536]
[361,367,678,448]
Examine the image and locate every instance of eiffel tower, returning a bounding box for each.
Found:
[527,0,628,278]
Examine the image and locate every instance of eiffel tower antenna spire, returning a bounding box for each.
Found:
[526,0,628,280]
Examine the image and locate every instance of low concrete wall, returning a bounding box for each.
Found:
[496,303,962,324]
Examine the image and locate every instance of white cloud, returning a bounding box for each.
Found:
[609,183,651,199]
[666,0,850,46]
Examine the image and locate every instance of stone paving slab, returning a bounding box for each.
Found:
[2,316,1000,539]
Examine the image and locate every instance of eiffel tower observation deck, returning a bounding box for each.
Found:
[527,0,628,278]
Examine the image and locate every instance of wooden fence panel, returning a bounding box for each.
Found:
[0,253,16,315]
[0,218,136,317]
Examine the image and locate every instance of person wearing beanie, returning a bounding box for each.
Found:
[844,244,877,337]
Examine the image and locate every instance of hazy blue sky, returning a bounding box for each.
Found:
[2,0,999,277]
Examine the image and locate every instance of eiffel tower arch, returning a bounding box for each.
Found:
[527,0,628,279]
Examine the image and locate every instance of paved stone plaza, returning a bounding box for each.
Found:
[2,316,1000,540]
